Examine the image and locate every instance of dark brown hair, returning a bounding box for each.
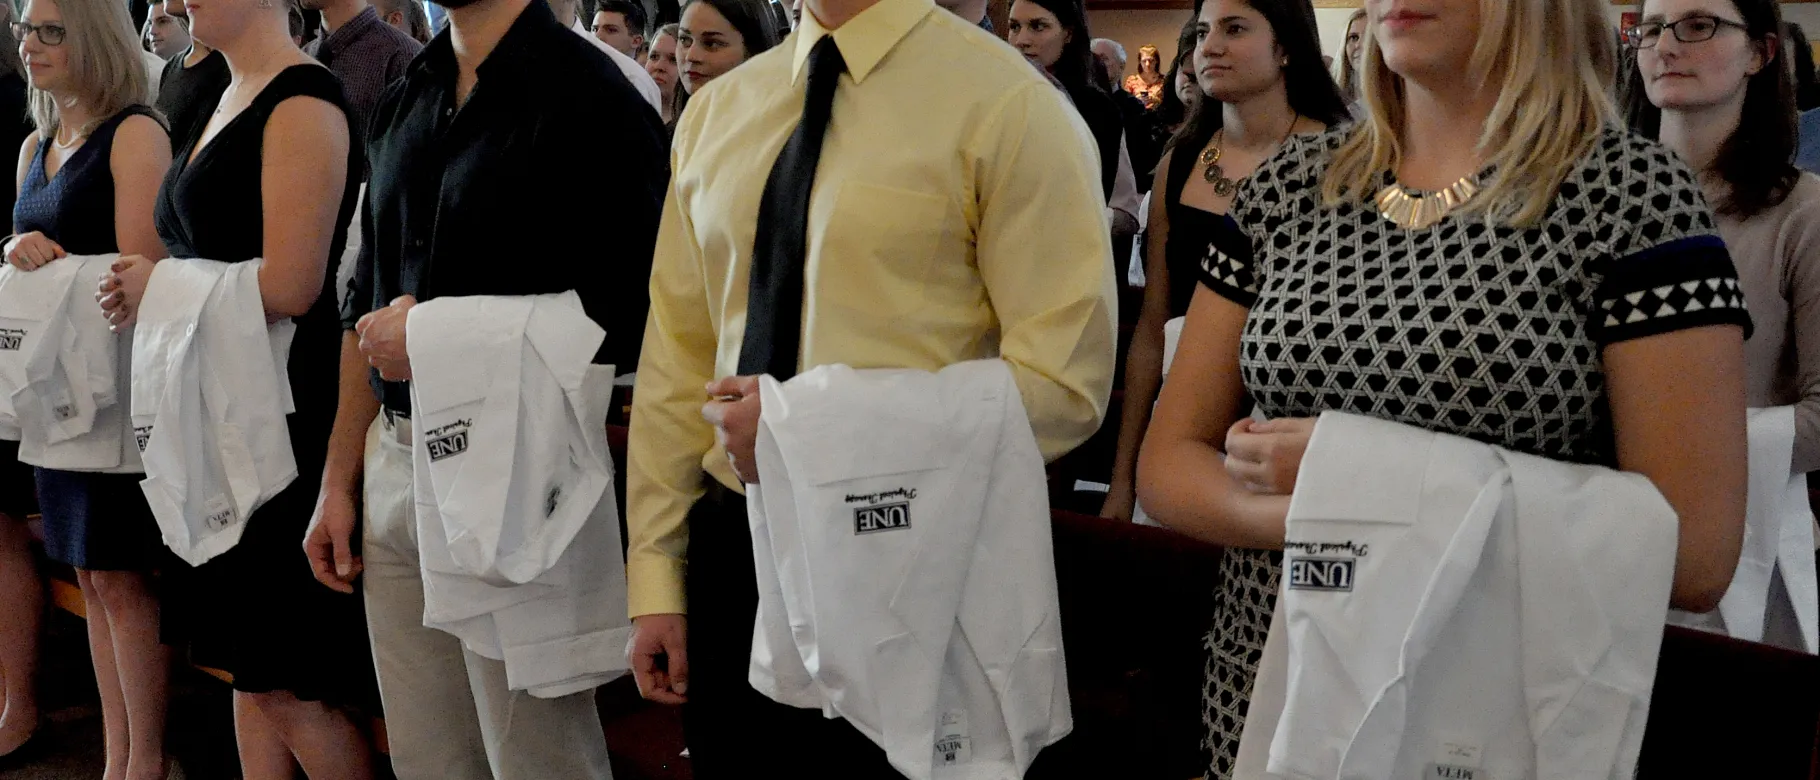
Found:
[1621,0,1798,218]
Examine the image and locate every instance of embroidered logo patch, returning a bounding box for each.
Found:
[424,419,471,462]
[134,425,152,453]
[0,329,22,351]
[854,501,911,535]
[1286,556,1355,592]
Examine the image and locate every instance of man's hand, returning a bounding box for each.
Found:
[356,295,416,381]
[702,375,762,484]
[304,484,363,594]
[1223,417,1317,496]
[628,613,689,704]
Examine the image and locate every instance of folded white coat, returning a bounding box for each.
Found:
[1669,406,1819,653]
[0,255,135,471]
[405,292,630,698]
[746,361,1072,780]
[1235,411,1679,780]
[0,255,110,441]
[131,258,297,566]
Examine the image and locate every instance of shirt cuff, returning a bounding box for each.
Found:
[628,553,689,618]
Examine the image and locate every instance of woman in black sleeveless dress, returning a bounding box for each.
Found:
[99,0,378,770]
[2,0,173,771]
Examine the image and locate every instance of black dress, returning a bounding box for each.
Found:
[1193,127,1753,777]
[14,106,168,571]
[1160,134,1225,319]
[155,49,229,156]
[154,65,377,708]
[0,71,38,520]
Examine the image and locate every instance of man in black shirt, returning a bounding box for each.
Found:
[302,0,665,774]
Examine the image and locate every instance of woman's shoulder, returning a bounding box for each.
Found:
[1569,126,1698,200]
[1244,123,1352,201]
[259,62,348,109]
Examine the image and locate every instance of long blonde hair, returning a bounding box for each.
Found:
[1321,0,1617,227]
[25,0,149,138]
[1335,9,1365,102]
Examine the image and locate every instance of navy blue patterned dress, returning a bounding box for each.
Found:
[14,106,167,571]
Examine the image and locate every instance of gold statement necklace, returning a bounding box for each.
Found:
[1374,174,1481,231]
[1199,113,1298,198]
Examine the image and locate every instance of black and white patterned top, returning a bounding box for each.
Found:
[1194,126,1752,778]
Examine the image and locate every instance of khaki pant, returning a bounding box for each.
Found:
[362,416,612,780]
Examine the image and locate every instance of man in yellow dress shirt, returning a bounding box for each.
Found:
[624,0,1117,769]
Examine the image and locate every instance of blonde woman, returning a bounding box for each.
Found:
[4,0,172,775]
[1137,0,1751,775]
[646,22,681,125]
[97,0,377,772]
[1123,43,1164,109]
[1335,8,1365,104]
[0,13,41,766]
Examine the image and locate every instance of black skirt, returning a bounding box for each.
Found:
[0,440,38,518]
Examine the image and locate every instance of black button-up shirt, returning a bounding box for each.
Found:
[344,0,666,414]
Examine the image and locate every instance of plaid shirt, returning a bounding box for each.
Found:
[305,6,421,146]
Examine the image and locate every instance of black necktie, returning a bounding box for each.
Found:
[737,35,846,380]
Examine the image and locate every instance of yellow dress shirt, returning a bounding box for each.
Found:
[625,0,1118,618]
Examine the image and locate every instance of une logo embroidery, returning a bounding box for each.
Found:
[424,419,472,462]
[0,329,22,351]
[1287,556,1355,592]
[134,426,152,453]
[854,501,911,535]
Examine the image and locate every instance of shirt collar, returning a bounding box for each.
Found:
[319,5,380,56]
[790,0,933,85]
[414,0,560,80]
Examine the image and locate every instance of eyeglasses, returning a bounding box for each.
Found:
[1623,15,1749,49]
[10,21,66,46]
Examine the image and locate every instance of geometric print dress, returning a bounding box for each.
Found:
[1193,126,1754,777]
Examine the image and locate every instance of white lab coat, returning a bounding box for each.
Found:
[0,256,135,471]
[746,361,1072,780]
[569,20,664,114]
[1235,411,1679,780]
[1669,406,1819,653]
[131,258,298,566]
[405,293,630,698]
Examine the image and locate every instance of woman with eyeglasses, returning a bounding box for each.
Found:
[1336,8,1365,105]
[3,0,173,774]
[1623,0,1820,651]
[1139,0,1751,773]
[0,5,36,768]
